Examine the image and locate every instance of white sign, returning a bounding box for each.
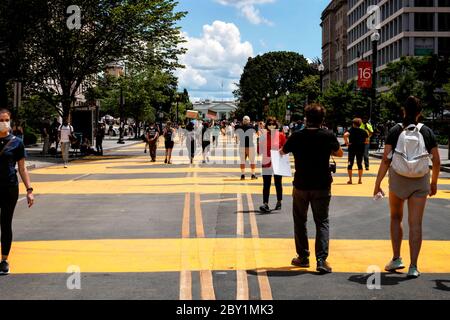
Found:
[271,151,292,177]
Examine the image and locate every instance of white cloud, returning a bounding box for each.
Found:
[176,21,254,100]
[215,0,275,26]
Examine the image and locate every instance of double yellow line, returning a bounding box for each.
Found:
[179,170,216,300]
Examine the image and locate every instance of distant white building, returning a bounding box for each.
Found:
[192,100,238,120]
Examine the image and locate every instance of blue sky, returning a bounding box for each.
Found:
[175,0,329,100]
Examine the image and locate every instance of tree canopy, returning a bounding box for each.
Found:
[1,0,187,119]
[235,51,316,120]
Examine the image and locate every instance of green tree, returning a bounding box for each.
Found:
[235,51,315,120]
[3,0,187,120]
[320,81,368,130]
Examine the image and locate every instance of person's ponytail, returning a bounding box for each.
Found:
[402,96,422,127]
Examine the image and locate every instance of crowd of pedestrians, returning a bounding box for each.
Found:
[0,95,442,278]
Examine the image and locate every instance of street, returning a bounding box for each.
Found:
[1,136,449,300]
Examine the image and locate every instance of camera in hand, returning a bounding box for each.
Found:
[329,160,337,174]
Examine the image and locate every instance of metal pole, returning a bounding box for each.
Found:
[372,39,378,123]
[118,85,125,144]
[176,99,179,124]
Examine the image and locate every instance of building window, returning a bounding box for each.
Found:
[438,13,450,31]
[415,0,434,6]
[438,0,450,6]
[414,13,434,31]
[438,37,450,56]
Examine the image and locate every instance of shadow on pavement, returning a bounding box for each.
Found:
[348,273,413,286]
[433,280,450,291]
[247,267,322,277]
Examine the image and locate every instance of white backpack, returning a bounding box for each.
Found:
[391,123,430,178]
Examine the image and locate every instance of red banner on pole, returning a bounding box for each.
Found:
[357,61,372,89]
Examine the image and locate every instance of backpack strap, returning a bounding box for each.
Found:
[0,136,16,157]
[416,123,424,131]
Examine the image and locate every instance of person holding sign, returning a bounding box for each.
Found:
[259,118,286,213]
[281,104,343,274]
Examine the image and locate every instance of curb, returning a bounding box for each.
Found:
[25,140,143,171]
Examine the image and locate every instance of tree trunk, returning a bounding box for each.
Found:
[0,78,7,109]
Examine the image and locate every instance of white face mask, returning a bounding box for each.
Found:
[267,125,276,130]
[0,121,11,132]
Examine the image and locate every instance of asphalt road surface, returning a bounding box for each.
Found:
[1,135,449,300]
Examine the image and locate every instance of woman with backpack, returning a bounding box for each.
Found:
[163,122,175,164]
[373,96,440,278]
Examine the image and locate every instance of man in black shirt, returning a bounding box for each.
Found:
[235,116,258,180]
[146,122,159,162]
[343,118,368,184]
[281,104,343,274]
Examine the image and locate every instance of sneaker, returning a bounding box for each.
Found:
[291,256,310,268]
[385,257,405,272]
[0,260,10,275]
[259,204,271,213]
[240,174,245,181]
[251,174,258,180]
[316,259,332,274]
[274,201,282,211]
[366,167,370,171]
[407,265,420,278]
[202,160,206,164]
[164,159,167,164]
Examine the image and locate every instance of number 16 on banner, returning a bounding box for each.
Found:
[357,61,372,89]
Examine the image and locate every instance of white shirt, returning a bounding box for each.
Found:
[59,125,74,143]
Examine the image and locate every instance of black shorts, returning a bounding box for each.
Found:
[202,141,211,151]
[165,141,174,149]
[348,147,364,170]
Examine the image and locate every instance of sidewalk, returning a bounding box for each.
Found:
[24,136,143,170]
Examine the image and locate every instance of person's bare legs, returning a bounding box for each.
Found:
[407,196,427,267]
[347,170,352,184]
[358,169,363,184]
[389,192,405,259]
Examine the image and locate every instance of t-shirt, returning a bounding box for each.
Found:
[386,123,437,153]
[283,128,340,190]
[348,127,368,152]
[146,127,158,140]
[59,125,74,143]
[360,122,374,144]
[0,135,26,187]
[164,128,173,142]
[235,124,258,148]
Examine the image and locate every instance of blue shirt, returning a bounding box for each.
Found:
[0,134,26,187]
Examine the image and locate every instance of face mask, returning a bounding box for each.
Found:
[0,121,11,132]
[267,125,276,130]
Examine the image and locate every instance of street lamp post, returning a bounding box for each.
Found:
[176,94,180,125]
[371,31,380,123]
[117,82,125,144]
[318,64,324,93]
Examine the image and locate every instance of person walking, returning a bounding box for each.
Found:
[163,121,175,164]
[236,116,258,180]
[41,118,51,156]
[259,117,286,213]
[202,121,211,164]
[281,104,343,274]
[373,96,440,278]
[344,118,368,184]
[0,109,34,275]
[146,122,159,162]
[95,122,105,156]
[360,116,373,170]
[186,121,196,164]
[50,117,61,154]
[58,118,74,168]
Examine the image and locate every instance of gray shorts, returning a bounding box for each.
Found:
[388,167,430,200]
